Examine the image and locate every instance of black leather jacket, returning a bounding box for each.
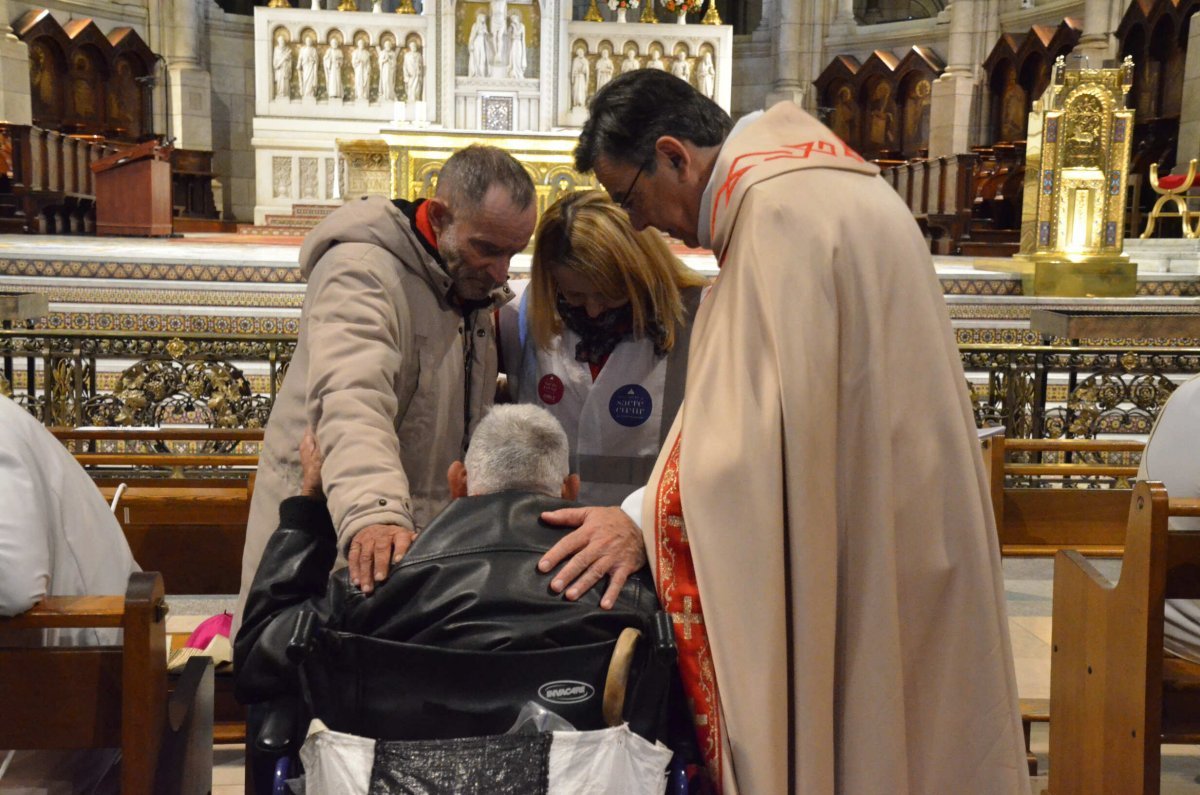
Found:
[235,490,662,704]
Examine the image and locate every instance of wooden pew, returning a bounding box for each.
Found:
[992,435,1143,557]
[1049,483,1200,794]
[52,427,261,595]
[0,572,214,793]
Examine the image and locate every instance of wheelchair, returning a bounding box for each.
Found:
[247,609,698,794]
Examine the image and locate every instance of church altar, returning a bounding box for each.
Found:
[251,4,733,223]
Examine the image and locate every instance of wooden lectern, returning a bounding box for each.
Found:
[91,140,174,236]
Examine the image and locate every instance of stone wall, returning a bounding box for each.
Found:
[207,7,255,223]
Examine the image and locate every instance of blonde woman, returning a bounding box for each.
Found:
[499,190,708,506]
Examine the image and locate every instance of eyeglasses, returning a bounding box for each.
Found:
[618,160,648,213]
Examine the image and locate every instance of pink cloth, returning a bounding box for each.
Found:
[184,611,232,650]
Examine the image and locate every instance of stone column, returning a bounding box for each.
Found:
[1177,24,1200,169]
[927,0,978,158]
[0,0,32,125]
[764,0,805,108]
[1075,0,1118,66]
[164,0,213,150]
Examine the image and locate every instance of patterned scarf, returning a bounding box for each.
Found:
[556,295,669,364]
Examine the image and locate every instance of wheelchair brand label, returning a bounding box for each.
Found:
[538,680,595,704]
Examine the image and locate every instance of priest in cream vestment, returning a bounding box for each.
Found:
[571,71,1029,793]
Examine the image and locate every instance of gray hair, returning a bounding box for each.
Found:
[437,144,536,214]
[464,404,570,497]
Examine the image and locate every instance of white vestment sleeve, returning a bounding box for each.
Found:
[620,487,645,531]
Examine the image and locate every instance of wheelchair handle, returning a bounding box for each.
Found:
[286,610,317,664]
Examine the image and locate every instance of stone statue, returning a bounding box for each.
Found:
[272,34,292,100]
[571,45,589,109]
[508,13,526,79]
[697,52,715,98]
[352,39,371,101]
[403,40,425,101]
[670,50,691,83]
[298,34,319,99]
[595,46,614,90]
[621,46,639,74]
[468,12,491,78]
[325,36,344,99]
[490,0,508,68]
[646,47,665,71]
[378,39,398,101]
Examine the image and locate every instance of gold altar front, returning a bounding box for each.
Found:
[998,56,1138,297]
[354,128,597,215]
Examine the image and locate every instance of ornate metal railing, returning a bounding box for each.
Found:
[0,330,295,429]
[962,344,1200,438]
[4,332,1198,450]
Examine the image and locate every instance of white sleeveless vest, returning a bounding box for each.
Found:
[500,284,700,506]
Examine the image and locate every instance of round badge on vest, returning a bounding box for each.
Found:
[609,384,653,427]
[538,374,565,405]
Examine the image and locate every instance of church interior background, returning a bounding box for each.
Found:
[4,0,1200,790]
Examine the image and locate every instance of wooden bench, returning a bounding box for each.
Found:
[1049,482,1200,794]
[0,572,214,793]
[52,427,261,595]
[988,435,1143,557]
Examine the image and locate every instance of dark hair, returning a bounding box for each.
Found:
[438,144,536,212]
[575,71,733,174]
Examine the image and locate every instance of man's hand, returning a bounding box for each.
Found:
[537,506,647,609]
[299,427,324,498]
[348,523,417,594]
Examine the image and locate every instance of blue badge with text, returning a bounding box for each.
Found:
[609,384,653,427]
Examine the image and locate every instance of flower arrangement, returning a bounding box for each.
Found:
[660,0,695,12]
[607,0,640,9]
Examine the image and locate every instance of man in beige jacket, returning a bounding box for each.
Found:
[545,71,1030,793]
[235,145,536,636]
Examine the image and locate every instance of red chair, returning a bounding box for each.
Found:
[1140,159,1199,239]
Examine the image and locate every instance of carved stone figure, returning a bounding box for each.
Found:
[469,12,491,78]
[403,40,425,101]
[298,34,319,98]
[596,46,614,90]
[621,46,640,74]
[508,13,526,79]
[571,45,590,108]
[272,34,292,100]
[490,0,508,67]
[325,36,344,99]
[646,47,665,71]
[378,39,398,101]
[670,50,691,83]
[352,39,371,100]
[697,52,715,98]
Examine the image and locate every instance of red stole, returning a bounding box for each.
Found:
[654,433,723,789]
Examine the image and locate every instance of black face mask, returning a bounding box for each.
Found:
[556,294,635,365]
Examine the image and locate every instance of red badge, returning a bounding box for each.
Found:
[538,374,564,405]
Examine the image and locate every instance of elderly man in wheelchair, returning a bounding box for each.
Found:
[235,405,692,794]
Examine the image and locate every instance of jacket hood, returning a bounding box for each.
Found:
[299,195,446,288]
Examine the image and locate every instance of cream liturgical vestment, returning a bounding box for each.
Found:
[641,103,1029,793]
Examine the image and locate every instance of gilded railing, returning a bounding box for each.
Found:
[4,331,1198,448]
[0,330,295,430]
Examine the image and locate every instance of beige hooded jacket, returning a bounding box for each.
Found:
[235,196,510,633]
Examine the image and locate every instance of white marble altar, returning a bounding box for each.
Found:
[251,4,732,221]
